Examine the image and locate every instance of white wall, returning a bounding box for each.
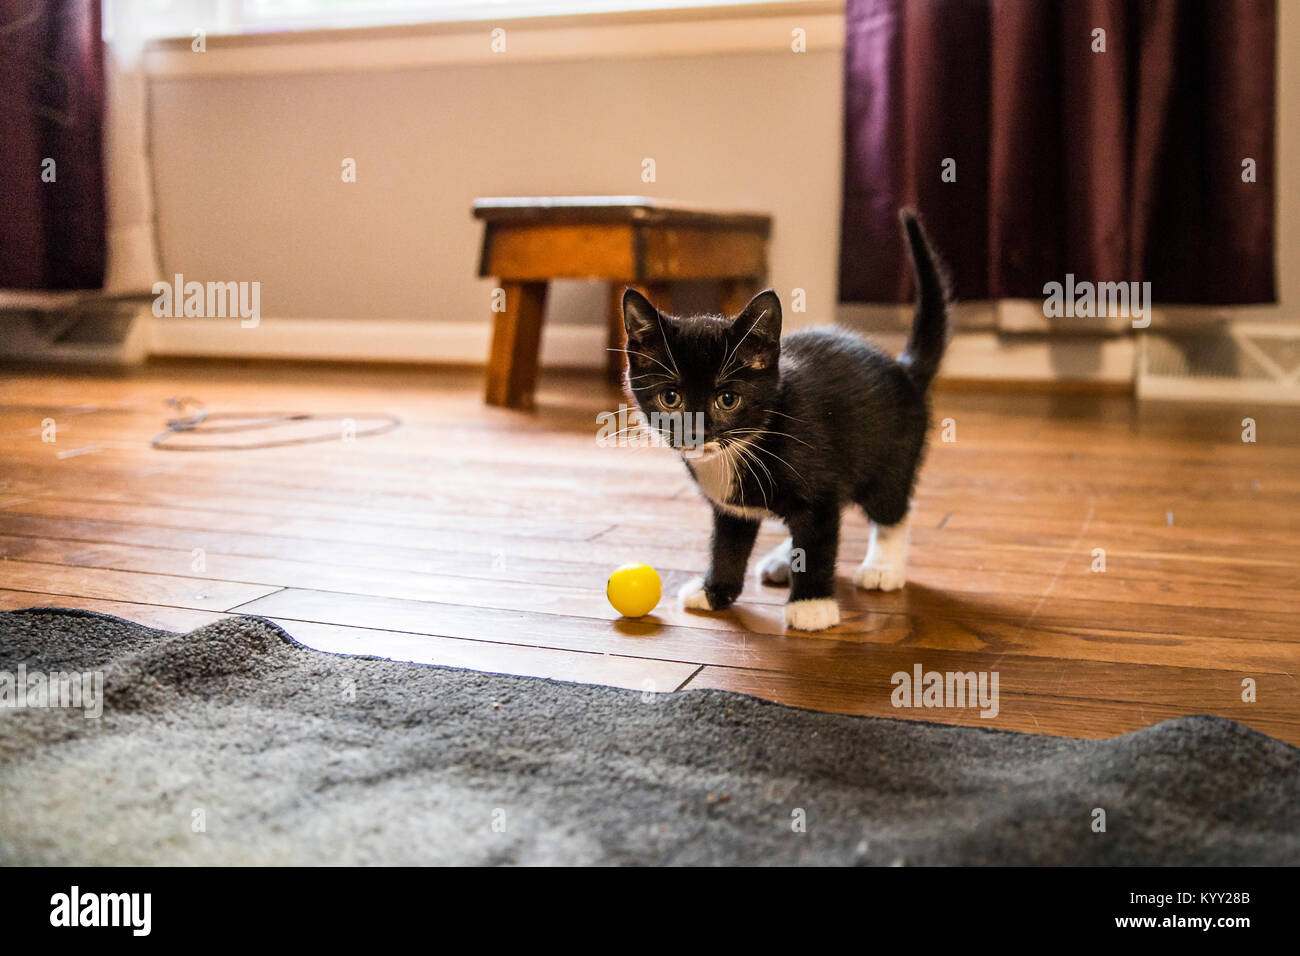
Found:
[147,30,843,356]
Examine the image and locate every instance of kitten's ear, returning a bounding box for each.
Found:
[731,289,782,369]
[622,288,661,343]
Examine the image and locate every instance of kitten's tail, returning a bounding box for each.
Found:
[897,209,950,393]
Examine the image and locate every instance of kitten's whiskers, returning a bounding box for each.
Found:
[766,409,810,426]
[727,428,813,494]
[728,426,814,449]
[724,436,772,509]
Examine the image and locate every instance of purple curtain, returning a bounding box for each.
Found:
[840,0,1277,305]
[0,1,106,290]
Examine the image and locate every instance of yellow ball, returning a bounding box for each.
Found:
[606,563,662,618]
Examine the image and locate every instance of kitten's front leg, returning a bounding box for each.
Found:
[784,504,841,632]
[855,513,910,591]
[678,509,760,612]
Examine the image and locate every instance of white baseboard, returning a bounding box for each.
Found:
[865,331,1136,384]
[146,317,1136,383]
[1136,376,1300,404]
[146,316,608,367]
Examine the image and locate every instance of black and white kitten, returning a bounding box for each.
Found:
[621,209,949,632]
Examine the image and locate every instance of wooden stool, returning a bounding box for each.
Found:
[473,196,772,409]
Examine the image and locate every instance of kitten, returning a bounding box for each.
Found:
[620,209,949,632]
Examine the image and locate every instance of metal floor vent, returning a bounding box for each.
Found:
[1138,325,1300,404]
[0,297,148,365]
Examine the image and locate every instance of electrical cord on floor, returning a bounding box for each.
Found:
[150,397,401,451]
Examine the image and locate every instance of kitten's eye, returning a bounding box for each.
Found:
[659,389,683,409]
[715,391,741,411]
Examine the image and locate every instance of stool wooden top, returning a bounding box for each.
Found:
[473,195,773,408]
[472,196,772,235]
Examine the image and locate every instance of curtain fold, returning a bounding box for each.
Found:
[839,0,1277,307]
[102,0,164,296]
[0,1,106,291]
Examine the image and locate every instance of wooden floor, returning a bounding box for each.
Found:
[1,361,1297,744]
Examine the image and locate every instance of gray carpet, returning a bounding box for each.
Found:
[1,607,1296,865]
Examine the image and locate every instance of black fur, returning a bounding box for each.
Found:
[621,209,950,615]
[898,210,949,392]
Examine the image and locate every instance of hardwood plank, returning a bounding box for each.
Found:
[10,525,1299,668]
[6,439,1296,545]
[2,509,1288,650]
[0,559,279,612]
[685,667,1300,744]
[1,494,608,547]
[280,619,698,694]
[234,586,1300,677]
[0,589,231,632]
[4,491,1297,584]
[4,487,1296,600]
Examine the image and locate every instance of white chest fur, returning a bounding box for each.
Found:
[687,450,774,521]
[688,452,734,506]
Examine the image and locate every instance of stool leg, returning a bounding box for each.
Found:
[719,278,759,317]
[607,282,673,387]
[606,284,629,387]
[644,283,673,315]
[486,280,548,409]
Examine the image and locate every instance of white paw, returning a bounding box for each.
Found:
[784,598,840,632]
[755,540,793,586]
[858,516,910,591]
[854,562,906,592]
[678,575,714,611]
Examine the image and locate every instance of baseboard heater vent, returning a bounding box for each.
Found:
[1137,325,1300,405]
[0,294,148,365]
